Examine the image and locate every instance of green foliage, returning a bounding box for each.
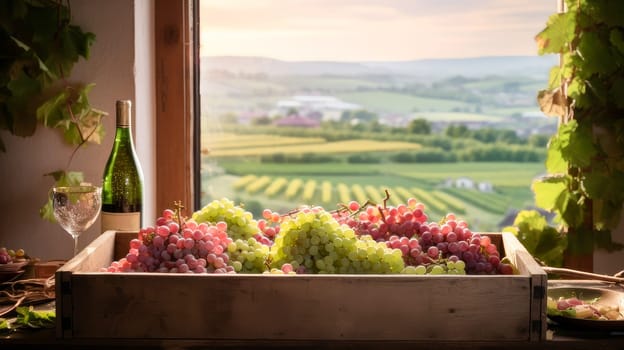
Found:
[0,1,104,220]
[406,118,431,134]
[503,210,567,267]
[528,0,624,255]
[1,0,102,149]
[0,306,55,333]
[535,12,575,55]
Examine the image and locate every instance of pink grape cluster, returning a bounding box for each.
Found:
[334,199,514,275]
[0,248,13,264]
[0,247,26,264]
[103,209,235,274]
[254,208,282,246]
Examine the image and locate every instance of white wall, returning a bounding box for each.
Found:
[0,0,155,260]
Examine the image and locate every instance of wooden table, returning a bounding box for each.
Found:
[2,279,623,349]
[2,325,624,350]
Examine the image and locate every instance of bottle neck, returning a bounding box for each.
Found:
[114,125,135,145]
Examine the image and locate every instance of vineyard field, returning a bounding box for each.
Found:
[200,172,534,231]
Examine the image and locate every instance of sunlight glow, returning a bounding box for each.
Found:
[200,0,555,61]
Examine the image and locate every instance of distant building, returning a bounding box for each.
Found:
[274,95,361,121]
[274,114,320,128]
[455,177,475,189]
[379,113,411,128]
[442,177,494,192]
[478,181,494,192]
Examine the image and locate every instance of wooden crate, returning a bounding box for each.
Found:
[56,231,546,342]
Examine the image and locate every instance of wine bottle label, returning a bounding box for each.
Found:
[101,211,141,232]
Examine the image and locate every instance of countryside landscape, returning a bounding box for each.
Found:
[199,55,558,231]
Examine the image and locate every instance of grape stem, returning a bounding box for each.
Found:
[173,201,186,233]
[376,189,392,224]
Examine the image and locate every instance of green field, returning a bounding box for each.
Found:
[336,91,471,114]
[215,161,544,187]
[410,112,502,122]
[209,139,422,157]
[203,133,326,151]
[201,158,542,231]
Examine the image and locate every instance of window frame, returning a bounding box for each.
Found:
[154,0,199,213]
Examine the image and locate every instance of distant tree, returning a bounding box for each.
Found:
[497,129,522,144]
[352,122,367,132]
[368,120,384,133]
[472,128,497,143]
[445,124,470,138]
[528,134,550,148]
[251,116,272,125]
[407,118,431,134]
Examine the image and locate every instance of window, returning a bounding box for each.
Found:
[194,1,557,232]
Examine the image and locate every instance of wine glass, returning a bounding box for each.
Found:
[52,185,102,257]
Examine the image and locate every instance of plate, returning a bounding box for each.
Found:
[547,286,624,331]
[0,259,30,272]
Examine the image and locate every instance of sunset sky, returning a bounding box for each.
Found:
[199,0,556,61]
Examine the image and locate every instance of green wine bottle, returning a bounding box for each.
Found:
[101,100,144,232]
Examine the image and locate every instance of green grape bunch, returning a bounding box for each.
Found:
[269,207,405,274]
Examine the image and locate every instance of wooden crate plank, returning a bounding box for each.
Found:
[58,231,117,274]
[500,231,547,341]
[69,274,531,341]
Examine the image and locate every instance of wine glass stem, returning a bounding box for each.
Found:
[73,235,80,257]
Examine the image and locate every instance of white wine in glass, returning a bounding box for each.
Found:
[52,185,102,257]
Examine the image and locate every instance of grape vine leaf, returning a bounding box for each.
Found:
[535,12,575,55]
[559,190,583,228]
[10,35,56,79]
[566,76,586,102]
[44,25,95,83]
[537,88,566,117]
[504,210,567,267]
[570,127,597,168]
[36,89,70,129]
[578,31,617,76]
[532,174,583,228]
[558,120,596,168]
[545,136,568,174]
[546,66,562,90]
[560,52,575,79]
[36,84,106,146]
[532,175,569,212]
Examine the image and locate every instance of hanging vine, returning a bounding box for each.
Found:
[508,0,624,266]
[0,0,106,221]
